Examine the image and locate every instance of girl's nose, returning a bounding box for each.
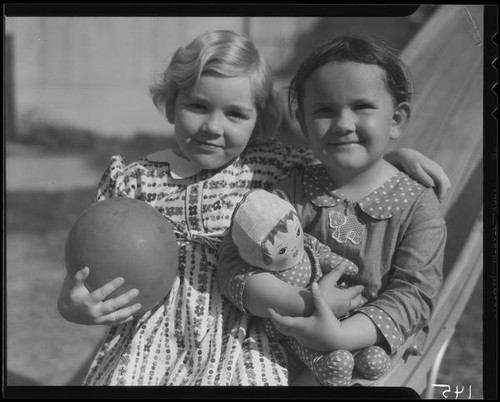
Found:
[332,109,356,134]
[203,113,224,136]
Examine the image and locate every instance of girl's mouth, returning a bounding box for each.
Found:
[193,139,223,148]
[328,141,362,147]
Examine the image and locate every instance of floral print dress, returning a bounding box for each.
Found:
[82,140,314,386]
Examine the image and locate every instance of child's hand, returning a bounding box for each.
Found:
[385,148,451,202]
[268,283,342,351]
[57,267,142,325]
[318,263,364,317]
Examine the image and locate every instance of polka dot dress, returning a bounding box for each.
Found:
[304,164,425,222]
[220,162,446,386]
[274,252,317,288]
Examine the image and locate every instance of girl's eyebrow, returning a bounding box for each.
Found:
[228,104,255,113]
[184,94,254,113]
[351,96,376,103]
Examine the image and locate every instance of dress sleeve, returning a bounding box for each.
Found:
[357,189,446,354]
[245,139,316,184]
[285,144,316,169]
[217,231,260,312]
[356,306,404,354]
[93,155,138,202]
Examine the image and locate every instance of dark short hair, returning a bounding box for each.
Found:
[289,35,413,113]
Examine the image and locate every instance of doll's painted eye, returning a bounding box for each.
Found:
[278,247,287,255]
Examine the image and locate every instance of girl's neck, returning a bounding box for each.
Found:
[324,159,399,202]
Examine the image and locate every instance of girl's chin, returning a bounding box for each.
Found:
[194,155,236,171]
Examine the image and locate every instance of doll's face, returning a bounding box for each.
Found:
[262,213,304,271]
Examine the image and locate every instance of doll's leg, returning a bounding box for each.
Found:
[285,337,354,386]
[353,346,391,380]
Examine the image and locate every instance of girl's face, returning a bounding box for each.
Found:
[298,61,408,176]
[169,74,258,171]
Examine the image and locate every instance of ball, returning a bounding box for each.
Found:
[65,197,179,316]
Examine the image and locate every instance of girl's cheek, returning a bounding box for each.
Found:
[179,113,201,134]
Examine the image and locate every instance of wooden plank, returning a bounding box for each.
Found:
[390,5,484,217]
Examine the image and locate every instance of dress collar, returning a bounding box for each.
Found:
[303,164,425,220]
[146,149,202,179]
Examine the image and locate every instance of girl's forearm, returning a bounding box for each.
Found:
[243,273,314,318]
[332,313,383,351]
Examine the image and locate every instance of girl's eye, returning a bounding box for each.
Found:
[227,110,248,120]
[188,103,206,112]
[313,107,332,115]
[353,103,375,110]
[296,228,301,237]
[278,247,287,255]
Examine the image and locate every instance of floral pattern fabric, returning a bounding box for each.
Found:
[82,140,314,385]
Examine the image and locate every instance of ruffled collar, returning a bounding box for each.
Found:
[146,149,202,179]
[303,164,425,220]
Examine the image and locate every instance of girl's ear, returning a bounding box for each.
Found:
[165,99,176,124]
[390,102,411,140]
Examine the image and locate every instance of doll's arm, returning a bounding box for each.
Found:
[217,233,363,318]
[385,148,451,202]
[269,283,384,351]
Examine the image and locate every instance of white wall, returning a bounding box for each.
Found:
[5,17,317,138]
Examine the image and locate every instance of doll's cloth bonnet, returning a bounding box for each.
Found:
[231,189,304,271]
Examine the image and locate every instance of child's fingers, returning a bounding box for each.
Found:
[417,162,451,202]
[73,266,90,284]
[349,292,365,310]
[95,303,142,325]
[323,263,346,285]
[90,277,126,303]
[434,173,451,202]
[268,309,295,336]
[343,284,364,300]
[414,164,435,188]
[100,288,140,314]
[311,282,332,317]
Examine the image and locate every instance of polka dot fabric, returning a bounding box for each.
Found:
[275,251,317,288]
[357,307,404,353]
[304,164,425,220]
[224,234,358,312]
[353,346,391,380]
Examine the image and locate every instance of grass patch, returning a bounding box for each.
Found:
[15,122,170,166]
